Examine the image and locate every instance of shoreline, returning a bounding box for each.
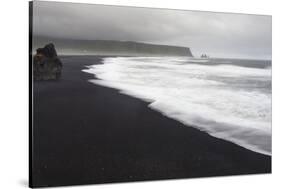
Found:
[84,56,271,156]
[32,55,271,187]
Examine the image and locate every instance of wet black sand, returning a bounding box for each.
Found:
[31,56,271,187]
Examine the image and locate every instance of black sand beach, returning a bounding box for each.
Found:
[31,56,271,187]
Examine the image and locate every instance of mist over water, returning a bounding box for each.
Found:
[83,57,272,155]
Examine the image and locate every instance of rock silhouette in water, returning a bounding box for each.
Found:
[33,43,62,80]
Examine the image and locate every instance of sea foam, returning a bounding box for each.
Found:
[83,57,272,155]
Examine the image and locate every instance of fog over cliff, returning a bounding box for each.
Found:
[33,36,193,56]
[33,1,271,59]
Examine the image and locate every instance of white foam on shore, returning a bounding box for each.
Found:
[83,57,272,155]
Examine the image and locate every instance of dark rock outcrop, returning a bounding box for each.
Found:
[33,43,62,80]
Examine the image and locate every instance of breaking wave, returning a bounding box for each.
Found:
[83,56,272,155]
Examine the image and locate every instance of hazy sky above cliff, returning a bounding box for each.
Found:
[33,1,272,59]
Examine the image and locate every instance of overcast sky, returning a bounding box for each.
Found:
[33,1,272,59]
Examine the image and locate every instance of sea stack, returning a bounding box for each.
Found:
[33,43,63,80]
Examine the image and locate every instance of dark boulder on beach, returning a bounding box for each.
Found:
[33,43,62,80]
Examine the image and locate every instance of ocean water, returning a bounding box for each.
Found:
[83,56,272,155]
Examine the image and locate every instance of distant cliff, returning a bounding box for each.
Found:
[33,36,193,57]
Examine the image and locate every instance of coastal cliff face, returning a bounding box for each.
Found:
[33,36,193,57]
[33,43,63,80]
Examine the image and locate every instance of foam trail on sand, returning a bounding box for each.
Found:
[83,57,272,155]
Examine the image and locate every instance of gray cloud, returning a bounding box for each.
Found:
[33,1,272,59]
